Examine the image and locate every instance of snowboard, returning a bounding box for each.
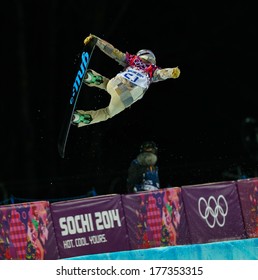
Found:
[58,39,96,158]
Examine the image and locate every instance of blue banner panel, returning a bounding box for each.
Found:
[66,238,258,260]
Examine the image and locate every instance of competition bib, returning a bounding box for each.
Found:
[118,69,149,88]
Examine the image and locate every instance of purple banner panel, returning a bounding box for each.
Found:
[181,181,246,244]
[122,187,191,250]
[237,177,258,238]
[51,194,130,258]
[0,201,59,260]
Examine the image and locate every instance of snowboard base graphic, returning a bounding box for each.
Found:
[58,40,96,158]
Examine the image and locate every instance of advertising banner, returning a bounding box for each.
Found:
[237,177,258,238]
[0,201,59,260]
[51,194,129,258]
[181,181,246,244]
[122,187,191,250]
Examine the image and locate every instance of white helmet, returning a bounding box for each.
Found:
[137,49,156,64]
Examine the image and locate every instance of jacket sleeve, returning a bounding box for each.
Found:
[92,35,127,67]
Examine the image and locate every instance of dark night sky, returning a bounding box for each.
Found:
[1,1,258,201]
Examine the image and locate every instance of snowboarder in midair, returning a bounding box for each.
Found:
[73,34,181,126]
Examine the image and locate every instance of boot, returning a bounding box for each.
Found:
[84,70,103,85]
[72,112,92,125]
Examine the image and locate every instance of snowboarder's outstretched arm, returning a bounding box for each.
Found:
[84,33,181,81]
[84,34,127,67]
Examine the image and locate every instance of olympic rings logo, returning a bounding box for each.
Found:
[198,195,228,228]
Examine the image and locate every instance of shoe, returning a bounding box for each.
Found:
[84,70,103,85]
[72,113,92,125]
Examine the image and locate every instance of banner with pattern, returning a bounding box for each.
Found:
[122,187,191,249]
[0,201,59,259]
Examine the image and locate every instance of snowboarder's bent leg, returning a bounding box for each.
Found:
[74,77,127,127]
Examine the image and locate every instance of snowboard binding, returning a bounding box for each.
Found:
[72,112,93,125]
[84,70,103,85]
